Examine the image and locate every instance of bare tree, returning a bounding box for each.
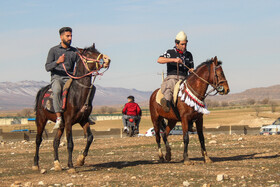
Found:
[99,106,108,114]
[17,108,34,117]
[205,99,220,108]
[221,101,229,107]
[247,99,256,105]
[270,101,277,113]
[107,107,117,114]
[260,98,269,105]
[254,105,261,117]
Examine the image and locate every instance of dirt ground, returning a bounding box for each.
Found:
[1,133,280,187]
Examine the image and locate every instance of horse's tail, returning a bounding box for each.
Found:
[34,85,51,112]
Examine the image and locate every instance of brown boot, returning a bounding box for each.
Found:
[160,98,170,113]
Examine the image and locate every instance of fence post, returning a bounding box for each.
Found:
[229,125,232,135]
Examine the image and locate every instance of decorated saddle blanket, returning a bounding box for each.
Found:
[178,80,210,115]
[156,80,182,105]
[42,79,73,113]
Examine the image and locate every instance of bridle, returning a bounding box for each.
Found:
[61,50,108,80]
[182,59,228,99]
[77,52,104,72]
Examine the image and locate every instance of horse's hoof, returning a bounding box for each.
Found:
[76,155,85,166]
[54,160,62,171]
[158,157,165,163]
[165,156,171,162]
[32,166,39,171]
[184,160,194,165]
[204,157,213,164]
[67,168,76,174]
[165,153,171,162]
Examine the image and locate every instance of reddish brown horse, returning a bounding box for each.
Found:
[32,44,110,173]
[149,56,229,165]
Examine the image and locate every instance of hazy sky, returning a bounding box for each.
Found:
[0,0,279,93]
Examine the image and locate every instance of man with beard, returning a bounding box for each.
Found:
[45,27,80,130]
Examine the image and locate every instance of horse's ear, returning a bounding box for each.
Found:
[213,56,218,65]
[77,48,83,53]
[92,43,95,49]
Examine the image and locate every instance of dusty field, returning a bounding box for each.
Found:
[1,134,280,187]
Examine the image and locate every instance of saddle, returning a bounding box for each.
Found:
[156,80,182,106]
[42,79,73,113]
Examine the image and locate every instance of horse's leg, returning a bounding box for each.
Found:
[77,122,93,166]
[153,116,164,162]
[53,127,65,171]
[162,120,176,162]
[181,115,193,165]
[196,116,213,163]
[32,114,47,171]
[65,122,76,173]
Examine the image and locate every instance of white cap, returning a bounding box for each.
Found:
[175,31,187,41]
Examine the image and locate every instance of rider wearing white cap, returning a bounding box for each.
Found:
[157,31,194,112]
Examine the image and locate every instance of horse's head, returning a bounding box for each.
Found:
[210,56,230,95]
[77,43,111,72]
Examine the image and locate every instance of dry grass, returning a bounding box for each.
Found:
[1,134,280,186]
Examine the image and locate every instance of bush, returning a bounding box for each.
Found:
[205,100,220,108]
[221,101,229,107]
[17,108,34,117]
[254,105,261,117]
[247,99,256,105]
[270,101,277,113]
[259,98,269,105]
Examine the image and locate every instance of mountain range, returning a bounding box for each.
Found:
[0,80,152,110]
[0,81,279,110]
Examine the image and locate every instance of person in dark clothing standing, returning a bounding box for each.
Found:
[122,96,141,132]
[157,31,194,113]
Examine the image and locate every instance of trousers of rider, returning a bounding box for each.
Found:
[161,75,186,102]
[51,75,69,113]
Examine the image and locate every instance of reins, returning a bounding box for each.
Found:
[61,52,107,80]
[181,60,227,99]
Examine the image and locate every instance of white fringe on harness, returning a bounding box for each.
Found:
[178,82,210,115]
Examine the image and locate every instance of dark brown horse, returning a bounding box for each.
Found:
[32,44,111,173]
[149,56,229,165]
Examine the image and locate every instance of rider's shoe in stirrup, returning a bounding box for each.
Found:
[53,117,62,130]
[88,118,95,125]
[160,98,170,113]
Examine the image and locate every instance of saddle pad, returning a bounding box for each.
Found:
[42,78,73,113]
[156,79,183,106]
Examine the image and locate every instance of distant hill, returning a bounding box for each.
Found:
[0,81,152,110]
[0,81,279,110]
[207,85,280,102]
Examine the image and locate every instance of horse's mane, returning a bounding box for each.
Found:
[195,59,222,71]
[83,46,100,54]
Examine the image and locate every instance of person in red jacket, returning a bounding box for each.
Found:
[122,95,141,133]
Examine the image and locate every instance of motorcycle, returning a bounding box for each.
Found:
[126,116,138,137]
